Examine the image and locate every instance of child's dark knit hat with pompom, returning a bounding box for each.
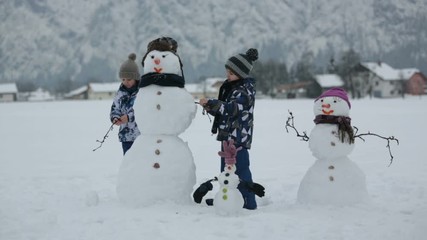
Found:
[119,53,140,80]
[225,48,259,78]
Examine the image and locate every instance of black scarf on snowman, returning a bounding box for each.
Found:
[139,72,185,88]
[314,115,355,144]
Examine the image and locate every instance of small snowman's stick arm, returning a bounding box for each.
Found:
[353,126,399,166]
[285,110,309,141]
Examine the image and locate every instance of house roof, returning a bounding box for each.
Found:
[65,82,121,98]
[185,77,224,94]
[0,83,18,94]
[28,88,55,101]
[361,62,405,81]
[399,68,420,79]
[314,74,344,88]
[89,82,120,92]
[202,77,224,93]
[64,85,87,98]
[185,83,200,93]
[276,81,311,91]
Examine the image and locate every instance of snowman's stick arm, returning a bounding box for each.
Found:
[353,126,399,166]
[92,122,115,152]
[285,110,309,141]
[195,102,212,122]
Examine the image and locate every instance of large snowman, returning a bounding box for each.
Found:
[297,88,369,205]
[116,37,197,207]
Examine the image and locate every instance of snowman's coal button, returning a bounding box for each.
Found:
[225,173,230,177]
[157,139,162,143]
[156,104,161,110]
[155,149,160,155]
[329,176,334,181]
[328,165,335,170]
[157,91,162,95]
[331,131,336,135]
[153,163,160,169]
[331,141,336,146]
[224,180,229,185]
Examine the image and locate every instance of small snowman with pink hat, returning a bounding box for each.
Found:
[193,140,265,215]
[213,140,245,216]
[296,87,370,205]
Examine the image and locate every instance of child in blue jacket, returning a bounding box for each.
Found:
[110,53,141,155]
[199,48,259,209]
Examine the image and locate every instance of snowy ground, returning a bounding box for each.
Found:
[1,97,426,240]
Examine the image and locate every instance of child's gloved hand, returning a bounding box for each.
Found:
[218,139,242,165]
[193,179,214,203]
[240,181,265,197]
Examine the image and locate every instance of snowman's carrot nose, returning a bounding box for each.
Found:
[322,103,331,108]
[154,58,160,65]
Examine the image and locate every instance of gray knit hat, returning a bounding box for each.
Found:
[225,48,259,78]
[119,53,140,80]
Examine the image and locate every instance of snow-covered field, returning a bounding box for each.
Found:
[1,97,426,240]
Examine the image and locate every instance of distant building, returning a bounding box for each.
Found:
[185,77,223,99]
[26,88,55,101]
[314,74,344,91]
[400,68,427,95]
[0,83,18,102]
[65,82,120,100]
[352,62,406,98]
[64,85,88,100]
[275,74,344,99]
[275,81,311,99]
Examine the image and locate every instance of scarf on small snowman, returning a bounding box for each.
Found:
[314,115,355,144]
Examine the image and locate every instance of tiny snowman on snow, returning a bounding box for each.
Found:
[214,140,244,216]
[296,88,369,205]
[193,140,265,216]
[116,37,197,207]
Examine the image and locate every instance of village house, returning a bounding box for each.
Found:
[185,77,223,99]
[275,81,311,99]
[19,88,55,102]
[0,83,18,102]
[314,74,345,91]
[352,62,408,98]
[400,68,427,95]
[275,74,343,99]
[65,82,120,100]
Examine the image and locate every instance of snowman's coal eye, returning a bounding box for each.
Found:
[150,55,154,59]
[321,99,324,102]
[334,100,337,103]
[162,55,166,58]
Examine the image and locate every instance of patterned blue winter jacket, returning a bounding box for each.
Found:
[206,78,256,149]
[110,84,141,142]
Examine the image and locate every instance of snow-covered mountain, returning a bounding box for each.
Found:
[1,0,426,88]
